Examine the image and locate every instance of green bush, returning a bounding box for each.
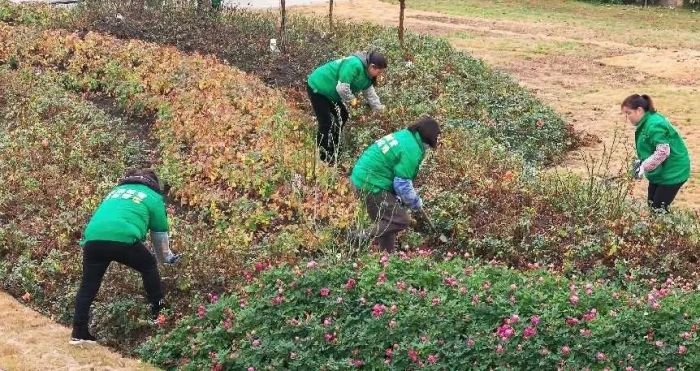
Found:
[140,254,700,369]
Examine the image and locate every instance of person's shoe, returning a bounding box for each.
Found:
[69,325,97,345]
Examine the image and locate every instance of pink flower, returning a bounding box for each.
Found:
[585,283,594,296]
[583,308,598,322]
[336,296,344,304]
[580,328,592,337]
[377,272,387,284]
[496,324,515,340]
[496,344,505,353]
[408,348,419,363]
[444,276,458,286]
[254,262,266,272]
[252,339,261,348]
[650,301,661,310]
[222,318,232,330]
[324,332,336,343]
[395,281,407,291]
[482,281,491,290]
[323,317,332,326]
[390,304,398,313]
[239,299,247,308]
[530,315,541,326]
[320,288,330,297]
[625,367,634,371]
[307,260,317,269]
[510,283,518,291]
[388,319,397,328]
[596,352,606,361]
[432,297,441,306]
[345,278,356,289]
[208,292,219,304]
[471,294,481,305]
[655,340,664,348]
[420,335,429,343]
[561,345,571,356]
[271,294,285,305]
[197,304,207,319]
[460,286,468,295]
[681,332,692,340]
[467,338,475,348]
[565,317,580,326]
[349,359,364,367]
[380,254,389,265]
[510,314,520,323]
[523,326,537,338]
[247,367,255,371]
[372,303,387,317]
[569,294,579,305]
[679,345,687,355]
[427,354,438,364]
[385,348,393,358]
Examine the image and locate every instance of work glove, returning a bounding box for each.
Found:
[631,159,644,180]
[350,98,361,109]
[163,252,181,265]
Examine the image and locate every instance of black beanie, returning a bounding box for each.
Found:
[118,169,162,194]
[408,117,441,149]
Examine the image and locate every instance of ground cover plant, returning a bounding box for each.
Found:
[140,253,700,369]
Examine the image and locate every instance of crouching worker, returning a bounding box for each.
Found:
[70,169,179,345]
[350,117,441,252]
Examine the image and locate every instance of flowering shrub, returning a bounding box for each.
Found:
[141,254,700,369]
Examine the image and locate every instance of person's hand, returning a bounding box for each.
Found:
[634,165,645,180]
[164,252,181,265]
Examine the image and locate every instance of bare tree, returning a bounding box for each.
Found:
[329,0,334,31]
[279,0,287,49]
[398,0,406,48]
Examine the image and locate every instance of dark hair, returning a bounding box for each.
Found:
[621,94,656,113]
[408,116,441,149]
[368,51,388,69]
[119,168,162,193]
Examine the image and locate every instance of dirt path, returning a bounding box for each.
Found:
[294,0,700,208]
[0,291,157,371]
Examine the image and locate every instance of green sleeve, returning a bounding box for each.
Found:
[393,151,421,180]
[648,125,670,147]
[148,195,169,232]
[338,58,361,84]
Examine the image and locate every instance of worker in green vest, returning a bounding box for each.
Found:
[70,169,180,345]
[350,117,441,251]
[307,51,388,164]
[624,94,691,212]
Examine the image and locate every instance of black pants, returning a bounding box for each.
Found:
[363,191,411,252]
[307,84,349,164]
[648,182,684,212]
[72,240,163,327]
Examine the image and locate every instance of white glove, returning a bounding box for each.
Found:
[634,164,645,180]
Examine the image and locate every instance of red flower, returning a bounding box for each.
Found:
[565,317,579,326]
[324,332,336,343]
[320,288,330,297]
[427,354,438,364]
[561,345,570,356]
[156,314,167,326]
[408,348,419,363]
[523,326,537,338]
[345,278,356,290]
[372,303,387,318]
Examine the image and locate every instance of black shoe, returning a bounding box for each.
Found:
[69,325,97,345]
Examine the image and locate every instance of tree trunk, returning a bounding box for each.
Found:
[329,0,334,31]
[398,0,406,49]
[279,0,287,50]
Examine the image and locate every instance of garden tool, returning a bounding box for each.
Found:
[419,208,449,243]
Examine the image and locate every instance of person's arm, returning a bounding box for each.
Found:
[149,198,178,265]
[392,148,422,209]
[641,143,670,172]
[393,177,422,210]
[336,59,361,105]
[362,86,385,112]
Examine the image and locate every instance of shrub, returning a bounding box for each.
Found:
[140,254,700,369]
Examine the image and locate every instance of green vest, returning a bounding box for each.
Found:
[635,112,690,185]
[307,55,373,103]
[351,129,425,193]
[81,184,169,245]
